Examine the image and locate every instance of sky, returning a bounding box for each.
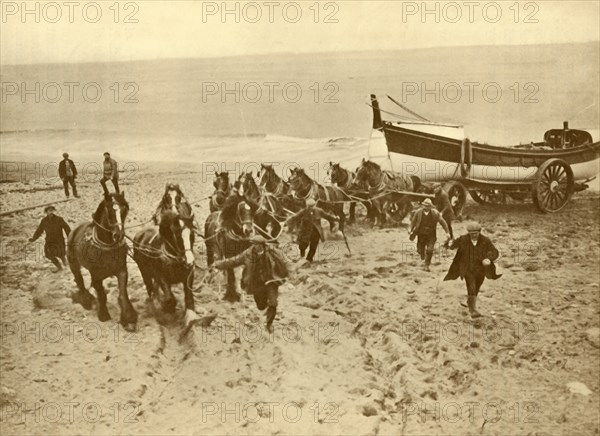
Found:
[1,1,599,65]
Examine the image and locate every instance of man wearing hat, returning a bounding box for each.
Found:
[100,152,119,196]
[211,235,290,332]
[444,222,501,318]
[29,206,71,272]
[58,153,79,198]
[409,198,451,271]
[433,183,454,240]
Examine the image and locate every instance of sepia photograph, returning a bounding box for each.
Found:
[1,1,599,434]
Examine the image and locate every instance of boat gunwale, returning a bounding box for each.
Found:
[382,121,600,160]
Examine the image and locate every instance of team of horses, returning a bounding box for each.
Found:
[66,159,423,332]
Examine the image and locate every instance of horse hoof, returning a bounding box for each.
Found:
[98,311,111,322]
[184,309,199,327]
[223,292,241,303]
[122,322,137,332]
[71,292,93,310]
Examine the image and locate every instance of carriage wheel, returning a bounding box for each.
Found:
[531,158,574,213]
[443,181,467,219]
[469,190,507,204]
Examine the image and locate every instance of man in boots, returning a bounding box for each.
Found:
[58,153,79,198]
[409,198,451,271]
[444,222,501,318]
[286,198,339,262]
[29,205,71,272]
[211,235,290,332]
[100,152,119,195]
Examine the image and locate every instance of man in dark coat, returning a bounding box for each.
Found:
[58,153,79,198]
[409,198,451,271]
[29,205,71,272]
[433,183,454,240]
[286,198,339,262]
[211,235,290,332]
[100,152,119,195]
[444,222,501,318]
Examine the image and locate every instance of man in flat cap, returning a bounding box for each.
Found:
[29,205,71,272]
[58,153,79,198]
[409,198,451,271]
[100,152,119,196]
[210,234,290,332]
[444,222,501,318]
[432,183,454,241]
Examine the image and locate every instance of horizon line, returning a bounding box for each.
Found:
[2,40,598,68]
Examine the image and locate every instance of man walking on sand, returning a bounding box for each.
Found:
[29,205,71,272]
[100,152,119,195]
[59,153,79,198]
[444,222,501,318]
[409,198,451,271]
[433,183,454,240]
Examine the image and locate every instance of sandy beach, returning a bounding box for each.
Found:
[1,36,599,435]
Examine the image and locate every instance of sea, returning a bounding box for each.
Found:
[1,42,599,184]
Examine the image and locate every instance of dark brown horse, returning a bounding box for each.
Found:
[353,159,416,227]
[328,162,374,224]
[133,198,198,327]
[237,171,285,239]
[258,164,304,215]
[152,183,189,225]
[204,193,255,302]
[209,172,233,212]
[288,167,347,232]
[67,193,136,331]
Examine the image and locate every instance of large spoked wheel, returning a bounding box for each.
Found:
[444,181,467,219]
[531,158,574,213]
[469,190,507,205]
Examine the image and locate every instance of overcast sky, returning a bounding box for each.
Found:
[2,1,599,65]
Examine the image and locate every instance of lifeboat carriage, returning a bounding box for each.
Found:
[367,95,600,215]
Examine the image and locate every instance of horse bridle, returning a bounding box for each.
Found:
[333,166,354,190]
[93,197,126,245]
[290,174,316,200]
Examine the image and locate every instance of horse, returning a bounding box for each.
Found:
[237,171,286,239]
[204,193,255,302]
[353,158,417,227]
[209,172,233,212]
[152,182,189,225]
[288,167,347,232]
[258,164,304,214]
[67,192,136,331]
[327,162,374,224]
[133,192,198,327]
